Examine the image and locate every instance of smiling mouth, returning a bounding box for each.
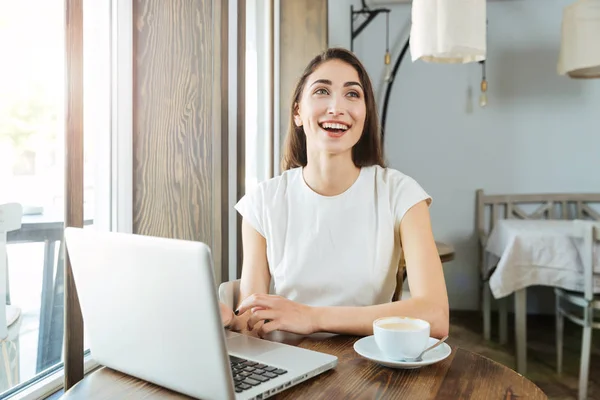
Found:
[319,122,350,136]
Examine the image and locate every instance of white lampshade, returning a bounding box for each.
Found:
[410,0,486,64]
[557,0,600,78]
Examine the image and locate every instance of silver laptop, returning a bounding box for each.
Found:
[64,227,337,400]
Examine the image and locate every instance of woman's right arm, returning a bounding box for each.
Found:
[227,219,271,332]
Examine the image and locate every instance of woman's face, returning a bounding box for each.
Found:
[294,59,366,158]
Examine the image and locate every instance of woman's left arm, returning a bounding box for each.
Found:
[236,200,450,338]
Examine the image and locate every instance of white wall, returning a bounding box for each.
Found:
[329,0,600,311]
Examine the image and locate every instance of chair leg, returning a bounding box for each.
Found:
[578,306,592,400]
[499,296,508,345]
[4,254,9,305]
[515,288,527,375]
[555,295,564,376]
[2,341,14,387]
[483,282,492,341]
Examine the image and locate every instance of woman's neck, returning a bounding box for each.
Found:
[303,152,361,196]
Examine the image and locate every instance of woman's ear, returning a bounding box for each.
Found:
[293,102,302,127]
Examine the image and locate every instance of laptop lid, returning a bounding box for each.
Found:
[64,227,236,399]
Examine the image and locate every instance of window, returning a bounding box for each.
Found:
[0,0,70,396]
[0,0,117,397]
[245,0,276,193]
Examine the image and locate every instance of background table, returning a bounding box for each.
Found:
[400,241,455,266]
[60,334,545,399]
[485,219,599,299]
[399,241,454,281]
[485,219,600,375]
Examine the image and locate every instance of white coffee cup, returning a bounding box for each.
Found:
[373,316,430,360]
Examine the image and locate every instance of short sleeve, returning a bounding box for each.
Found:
[234,185,266,238]
[392,175,432,224]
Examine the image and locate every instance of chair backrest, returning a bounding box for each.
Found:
[220,257,407,310]
[0,203,23,234]
[0,203,23,339]
[218,279,240,310]
[220,232,408,308]
[573,220,600,301]
[475,190,600,276]
[218,279,277,310]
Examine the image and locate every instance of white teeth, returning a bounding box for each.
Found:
[321,122,349,130]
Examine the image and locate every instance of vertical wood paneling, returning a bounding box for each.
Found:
[218,0,229,284]
[236,0,246,278]
[64,0,84,390]
[133,0,228,281]
[279,0,327,148]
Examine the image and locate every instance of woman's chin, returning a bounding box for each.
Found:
[317,144,354,157]
[308,131,360,157]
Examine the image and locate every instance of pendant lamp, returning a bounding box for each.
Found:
[410,0,486,64]
[557,0,600,78]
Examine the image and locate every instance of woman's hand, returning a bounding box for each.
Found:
[236,294,318,337]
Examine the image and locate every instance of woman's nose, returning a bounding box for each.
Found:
[327,96,345,115]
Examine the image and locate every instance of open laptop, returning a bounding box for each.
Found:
[64,227,337,400]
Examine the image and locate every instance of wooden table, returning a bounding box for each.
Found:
[399,241,455,267]
[396,241,454,287]
[61,334,545,400]
[435,241,455,263]
[484,219,593,375]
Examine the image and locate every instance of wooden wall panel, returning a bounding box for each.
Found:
[64,0,84,390]
[236,0,246,279]
[133,0,228,281]
[279,0,328,150]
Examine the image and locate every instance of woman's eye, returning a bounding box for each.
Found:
[347,91,360,98]
[315,88,329,95]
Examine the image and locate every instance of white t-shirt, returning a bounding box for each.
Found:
[234,165,431,307]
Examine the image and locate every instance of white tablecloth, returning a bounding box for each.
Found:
[485,220,600,299]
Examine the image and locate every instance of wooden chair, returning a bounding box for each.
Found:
[0,203,24,390]
[219,278,241,310]
[218,278,410,314]
[218,255,409,310]
[555,220,600,400]
[476,190,600,344]
[0,203,23,339]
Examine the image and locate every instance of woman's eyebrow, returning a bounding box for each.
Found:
[344,81,363,90]
[309,79,363,90]
[310,78,332,87]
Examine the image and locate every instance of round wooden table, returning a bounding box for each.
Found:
[61,334,545,399]
[435,241,455,263]
[399,241,455,268]
[395,241,454,291]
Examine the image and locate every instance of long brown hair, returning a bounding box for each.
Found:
[281,47,386,171]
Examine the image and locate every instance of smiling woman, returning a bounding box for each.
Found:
[295,61,366,162]
[282,49,384,174]
[222,47,449,341]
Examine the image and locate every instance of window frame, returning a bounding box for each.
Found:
[3,0,132,397]
[11,355,99,400]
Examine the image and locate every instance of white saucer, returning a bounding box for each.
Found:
[353,336,452,369]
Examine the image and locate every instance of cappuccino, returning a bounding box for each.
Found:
[378,322,420,331]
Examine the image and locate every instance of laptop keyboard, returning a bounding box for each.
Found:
[229,355,288,394]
